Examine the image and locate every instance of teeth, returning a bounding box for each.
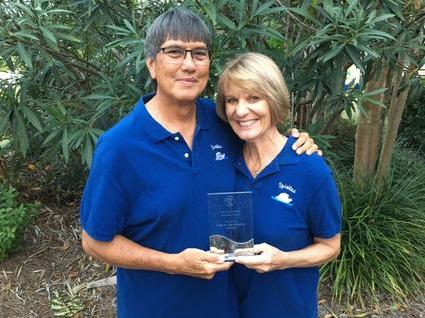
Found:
[239,120,256,127]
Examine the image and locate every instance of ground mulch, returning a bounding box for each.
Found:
[0,204,424,317]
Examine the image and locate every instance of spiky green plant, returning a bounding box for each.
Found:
[322,146,425,305]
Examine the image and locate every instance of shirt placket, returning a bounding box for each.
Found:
[171,133,192,167]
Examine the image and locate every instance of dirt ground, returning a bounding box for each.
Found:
[1,204,424,318]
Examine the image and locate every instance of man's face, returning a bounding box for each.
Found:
[146,39,210,104]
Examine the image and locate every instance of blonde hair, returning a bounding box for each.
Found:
[216,52,289,125]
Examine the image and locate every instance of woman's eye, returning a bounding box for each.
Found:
[226,98,237,104]
[248,96,260,102]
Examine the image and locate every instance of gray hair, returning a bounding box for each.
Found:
[144,7,212,59]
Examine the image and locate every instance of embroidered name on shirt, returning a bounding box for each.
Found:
[211,144,223,150]
[271,193,293,207]
[278,182,296,194]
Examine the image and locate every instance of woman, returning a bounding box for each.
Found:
[216,53,342,318]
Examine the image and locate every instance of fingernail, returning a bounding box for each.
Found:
[307,150,311,155]
[296,149,302,154]
[292,145,297,150]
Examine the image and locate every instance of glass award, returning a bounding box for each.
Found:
[207,191,254,261]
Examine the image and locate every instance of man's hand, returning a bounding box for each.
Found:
[173,248,233,279]
[82,232,232,279]
[288,128,322,156]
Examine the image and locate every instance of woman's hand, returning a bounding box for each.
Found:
[288,128,322,156]
[235,235,341,273]
[235,243,288,273]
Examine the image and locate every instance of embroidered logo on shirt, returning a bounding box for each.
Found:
[215,152,226,161]
[271,192,293,207]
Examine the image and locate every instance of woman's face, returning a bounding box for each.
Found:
[224,82,274,143]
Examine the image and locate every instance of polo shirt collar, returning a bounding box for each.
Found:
[234,136,300,180]
[276,136,300,166]
[135,94,209,143]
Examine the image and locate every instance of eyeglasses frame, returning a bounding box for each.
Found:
[158,46,212,65]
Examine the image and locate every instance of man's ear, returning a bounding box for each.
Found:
[146,58,156,80]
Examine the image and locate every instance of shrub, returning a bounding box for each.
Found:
[327,117,356,170]
[322,145,425,304]
[0,183,38,260]
[398,81,425,155]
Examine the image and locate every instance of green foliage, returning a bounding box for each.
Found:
[50,290,83,317]
[1,0,423,175]
[398,80,425,155]
[327,117,356,169]
[322,146,425,304]
[0,183,38,260]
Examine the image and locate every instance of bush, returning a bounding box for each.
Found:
[322,145,425,304]
[0,183,38,260]
[398,81,425,155]
[327,117,356,170]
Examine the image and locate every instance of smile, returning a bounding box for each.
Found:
[178,78,197,83]
[237,119,257,127]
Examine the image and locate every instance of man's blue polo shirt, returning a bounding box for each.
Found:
[80,94,241,318]
[232,137,341,318]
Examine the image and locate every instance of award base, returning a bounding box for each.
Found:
[223,254,235,262]
[209,235,254,261]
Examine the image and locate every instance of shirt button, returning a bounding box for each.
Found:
[184,153,189,158]
[174,136,180,141]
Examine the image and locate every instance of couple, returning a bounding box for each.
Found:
[80,7,341,318]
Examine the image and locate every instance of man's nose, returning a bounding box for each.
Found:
[181,52,196,69]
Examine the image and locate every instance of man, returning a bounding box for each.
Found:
[80,7,317,318]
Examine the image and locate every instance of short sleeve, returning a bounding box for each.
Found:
[306,172,342,238]
[80,141,128,242]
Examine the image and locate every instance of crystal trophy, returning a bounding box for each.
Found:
[207,191,254,261]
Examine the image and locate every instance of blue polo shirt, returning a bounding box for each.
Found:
[232,137,341,318]
[80,94,241,318]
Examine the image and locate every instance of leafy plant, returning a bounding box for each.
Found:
[0,183,38,260]
[398,80,425,155]
[322,145,425,304]
[50,290,83,317]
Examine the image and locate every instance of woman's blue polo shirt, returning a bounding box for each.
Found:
[232,137,342,318]
[80,94,241,318]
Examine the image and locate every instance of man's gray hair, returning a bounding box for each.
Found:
[144,7,212,59]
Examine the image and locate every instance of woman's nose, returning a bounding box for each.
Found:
[235,101,249,116]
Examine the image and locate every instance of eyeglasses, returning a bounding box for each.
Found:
[159,46,211,65]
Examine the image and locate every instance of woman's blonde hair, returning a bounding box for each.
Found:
[216,52,289,125]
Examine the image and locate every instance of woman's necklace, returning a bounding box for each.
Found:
[253,164,262,176]
[244,133,287,178]
[243,144,264,177]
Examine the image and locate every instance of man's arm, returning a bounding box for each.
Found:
[82,230,232,279]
